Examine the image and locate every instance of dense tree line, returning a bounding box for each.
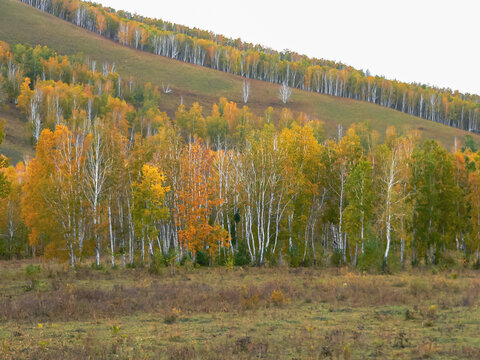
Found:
[18,0,480,133]
[2,41,480,271]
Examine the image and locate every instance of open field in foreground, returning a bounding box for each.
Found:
[1,261,480,359]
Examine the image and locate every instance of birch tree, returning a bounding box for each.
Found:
[0,163,25,257]
[279,82,292,104]
[83,122,111,266]
[49,126,89,266]
[343,159,373,265]
[322,128,362,263]
[17,78,43,142]
[132,164,169,265]
[279,124,323,265]
[375,131,414,270]
[239,125,290,264]
[410,140,458,265]
[242,79,250,103]
[176,138,230,262]
[0,121,9,199]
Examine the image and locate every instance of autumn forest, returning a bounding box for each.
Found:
[18,0,480,133]
[3,1,480,358]
[1,40,480,272]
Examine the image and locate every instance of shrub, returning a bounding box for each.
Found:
[164,313,177,324]
[25,264,41,276]
[330,249,343,267]
[409,278,429,296]
[110,325,121,335]
[149,250,166,275]
[427,305,437,319]
[164,308,181,324]
[225,255,234,270]
[23,279,38,292]
[437,251,459,269]
[90,263,106,271]
[195,251,209,266]
[234,240,250,266]
[271,289,286,306]
[356,237,383,272]
[286,244,302,267]
[241,286,260,310]
[383,251,401,274]
[405,309,415,320]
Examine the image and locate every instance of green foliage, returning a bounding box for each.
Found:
[195,250,209,267]
[357,238,383,272]
[463,134,477,152]
[149,249,166,275]
[285,244,302,267]
[25,264,41,276]
[410,140,459,263]
[163,313,177,324]
[436,251,460,270]
[206,106,228,145]
[175,103,207,139]
[383,251,401,274]
[330,249,344,267]
[234,240,250,266]
[343,160,373,250]
[90,263,106,271]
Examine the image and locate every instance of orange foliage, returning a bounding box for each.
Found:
[176,139,230,258]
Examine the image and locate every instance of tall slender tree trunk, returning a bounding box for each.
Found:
[108,201,115,267]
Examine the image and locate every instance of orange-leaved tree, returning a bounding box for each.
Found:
[0,120,9,198]
[176,138,230,263]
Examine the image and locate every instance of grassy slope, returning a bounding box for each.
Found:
[0,0,478,162]
[0,105,33,163]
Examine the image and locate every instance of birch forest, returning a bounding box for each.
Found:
[17,0,480,134]
[1,41,480,271]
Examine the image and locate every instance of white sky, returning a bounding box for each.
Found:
[95,0,480,95]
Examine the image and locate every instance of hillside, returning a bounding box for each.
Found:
[0,106,33,163]
[0,0,478,161]
[12,0,480,135]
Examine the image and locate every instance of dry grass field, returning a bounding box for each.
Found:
[1,260,480,359]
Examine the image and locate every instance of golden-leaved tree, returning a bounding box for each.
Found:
[22,125,90,264]
[0,120,9,199]
[132,164,170,265]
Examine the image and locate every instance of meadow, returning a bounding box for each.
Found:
[1,260,480,359]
